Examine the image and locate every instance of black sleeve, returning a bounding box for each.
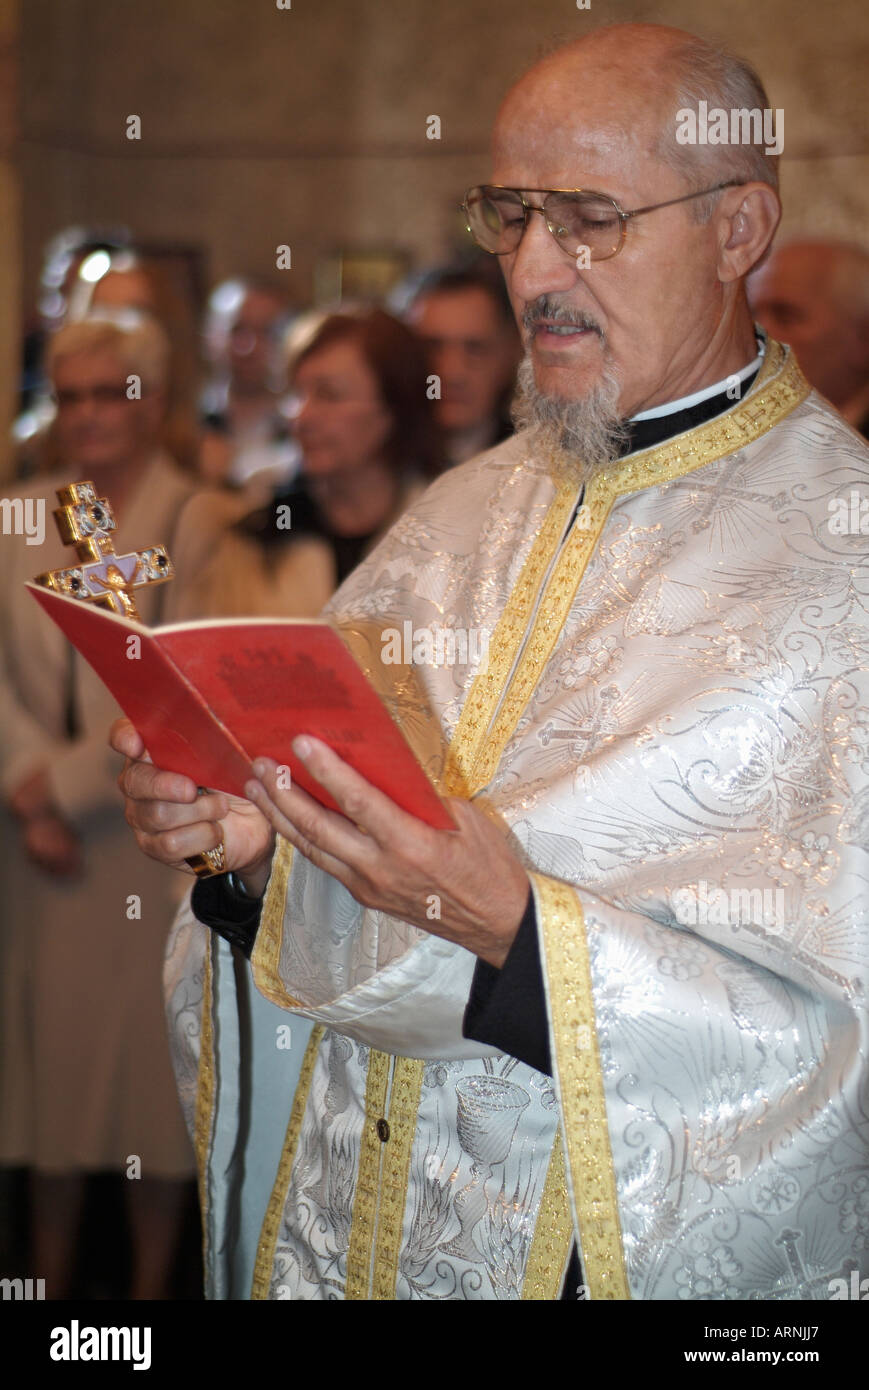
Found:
[462,887,552,1075]
[191,873,264,959]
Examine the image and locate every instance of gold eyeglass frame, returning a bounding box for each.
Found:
[462,181,743,261]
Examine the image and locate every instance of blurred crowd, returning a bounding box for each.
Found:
[0,226,522,1302]
[1,221,868,1300]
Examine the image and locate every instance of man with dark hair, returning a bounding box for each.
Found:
[402,266,520,466]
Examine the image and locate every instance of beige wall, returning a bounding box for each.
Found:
[16,0,869,345]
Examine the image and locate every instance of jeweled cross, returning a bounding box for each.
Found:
[33,480,173,619]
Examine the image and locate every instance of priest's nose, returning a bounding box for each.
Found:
[504,205,581,306]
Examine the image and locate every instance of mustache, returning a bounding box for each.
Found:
[521,297,604,338]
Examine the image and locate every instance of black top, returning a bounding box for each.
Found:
[237,478,381,587]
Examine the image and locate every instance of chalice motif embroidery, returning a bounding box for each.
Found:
[441,1073,530,1264]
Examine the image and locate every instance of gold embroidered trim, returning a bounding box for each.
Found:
[250,1024,324,1299]
[344,1047,391,1299]
[251,835,301,1009]
[531,873,629,1300]
[606,339,805,502]
[244,341,810,1300]
[371,1057,426,1300]
[521,1129,574,1299]
[193,932,216,1270]
[470,494,603,790]
[443,475,578,795]
[470,343,809,787]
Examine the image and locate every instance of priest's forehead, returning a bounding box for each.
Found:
[492,27,700,194]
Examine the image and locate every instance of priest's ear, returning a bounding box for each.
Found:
[715,183,781,283]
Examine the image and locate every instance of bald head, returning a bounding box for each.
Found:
[484,22,781,430]
[497,27,683,136]
[494,25,779,214]
[495,28,685,183]
[749,240,869,414]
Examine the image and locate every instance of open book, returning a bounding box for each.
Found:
[27,583,455,831]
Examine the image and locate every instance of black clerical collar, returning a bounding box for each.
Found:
[621,365,761,456]
[565,362,762,534]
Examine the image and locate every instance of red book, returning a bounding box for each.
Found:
[27,583,455,830]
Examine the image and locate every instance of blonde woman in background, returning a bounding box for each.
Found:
[0,314,199,1299]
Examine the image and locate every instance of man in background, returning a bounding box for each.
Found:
[402,267,520,466]
[199,277,298,494]
[749,238,869,435]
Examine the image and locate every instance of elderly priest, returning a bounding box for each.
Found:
[115,23,868,1300]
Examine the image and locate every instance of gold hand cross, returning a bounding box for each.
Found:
[34,480,173,620]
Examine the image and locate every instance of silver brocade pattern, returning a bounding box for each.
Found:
[172,371,868,1299]
[267,1041,561,1301]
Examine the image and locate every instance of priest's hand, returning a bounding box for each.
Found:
[245,737,530,968]
[110,718,275,887]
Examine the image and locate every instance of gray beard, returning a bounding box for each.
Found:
[510,353,631,487]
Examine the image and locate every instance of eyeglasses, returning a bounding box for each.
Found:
[462,182,742,262]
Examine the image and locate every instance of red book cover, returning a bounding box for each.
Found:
[26,583,455,831]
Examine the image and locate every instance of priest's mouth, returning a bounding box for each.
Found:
[525,317,605,349]
[533,322,599,341]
